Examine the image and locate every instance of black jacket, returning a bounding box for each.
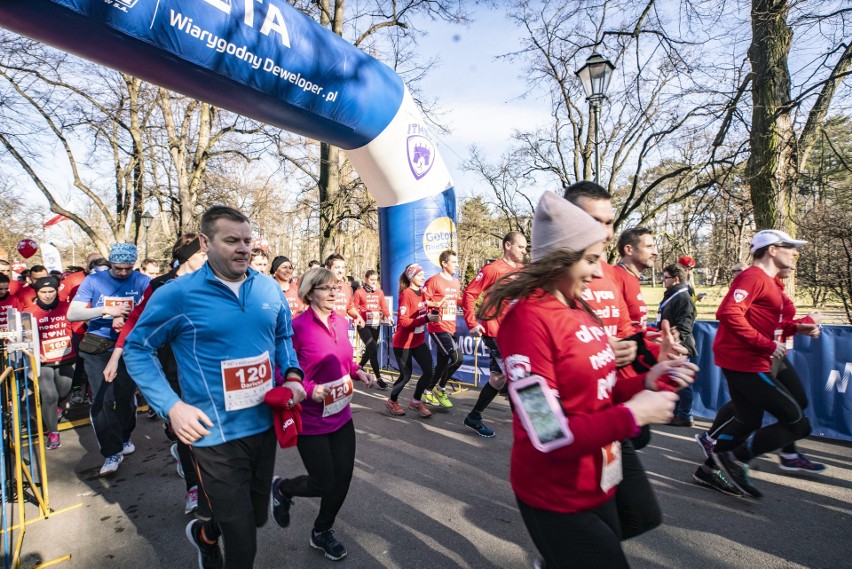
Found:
[658,282,697,358]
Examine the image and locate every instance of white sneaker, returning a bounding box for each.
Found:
[170,444,184,478]
[99,454,124,477]
[184,486,199,515]
[121,440,136,455]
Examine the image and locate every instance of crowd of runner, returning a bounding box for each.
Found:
[0,184,830,569]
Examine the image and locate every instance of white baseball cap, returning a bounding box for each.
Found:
[750,229,807,253]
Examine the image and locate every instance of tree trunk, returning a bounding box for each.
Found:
[747,0,797,233]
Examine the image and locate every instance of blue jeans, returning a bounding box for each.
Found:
[673,384,694,420]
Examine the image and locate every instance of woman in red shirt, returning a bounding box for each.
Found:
[386,264,439,418]
[352,270,391,390]
[479,192,695,569]
[26,276,77,450]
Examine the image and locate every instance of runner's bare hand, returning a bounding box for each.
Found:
[609,337,637,367]
[623,390,679,426]
[167,401,213,445]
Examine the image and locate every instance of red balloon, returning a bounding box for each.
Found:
[16,238,38,259]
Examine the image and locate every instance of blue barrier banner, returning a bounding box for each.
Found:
[692,321,852,442]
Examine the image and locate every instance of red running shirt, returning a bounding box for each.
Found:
[580,260,634,338]
[392,287,430,349]
[352,287,390,327]
[331,281,354,320]
[612,264,648,333]
[424,273,461,334]
[498,290,644,514]
[19,299,77,364]
[462,258,522,338]
[713,266,784,372]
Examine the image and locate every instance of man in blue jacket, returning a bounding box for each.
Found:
[124,206,305,569]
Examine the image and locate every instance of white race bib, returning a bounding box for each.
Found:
[102,296,135,319]
[442,302,457,321]
[600,441,623,492]
[366,311,381,327]
[43,336,72,360]
[221,352,273,411]
[322,375,354,417]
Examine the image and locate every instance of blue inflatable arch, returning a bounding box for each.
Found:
[0,0,457,300]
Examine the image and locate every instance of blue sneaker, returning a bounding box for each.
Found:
[464,415,495,438]
[310,529,347,561]
[779,453,827,473]
[270,476,294,528]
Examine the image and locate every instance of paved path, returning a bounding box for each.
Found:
[17,386,852,568]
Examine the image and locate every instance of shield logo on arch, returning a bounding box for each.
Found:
[407,135,434,180]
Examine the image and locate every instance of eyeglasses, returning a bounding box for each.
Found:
[313,285,342,293]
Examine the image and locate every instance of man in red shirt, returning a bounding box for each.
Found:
[461,232,527,437]
[612,227,657,333]
[0,259,22,298]
[423,249,462,408]
[324,254,364,327]
[709,229,812,499]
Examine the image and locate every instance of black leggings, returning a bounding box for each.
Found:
[429,332,463,390]
[714,366,811,461]
[280,420,356,532]
[517,439,659,568]
[517,498,629,569]
[191,429,276,569]
[709,357,806,454]
[391,344,433,402]
[357,327,383,379]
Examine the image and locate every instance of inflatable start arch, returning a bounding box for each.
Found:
[0,0,457,299]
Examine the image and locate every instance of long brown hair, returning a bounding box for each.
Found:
[477,249,599,322]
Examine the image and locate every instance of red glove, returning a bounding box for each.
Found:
[264,386,303,448]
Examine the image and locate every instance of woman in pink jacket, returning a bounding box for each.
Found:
[269,268,375,562]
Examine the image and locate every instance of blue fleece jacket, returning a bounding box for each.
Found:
[123,263,300,447]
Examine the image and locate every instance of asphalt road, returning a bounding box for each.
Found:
[18,385,852,569]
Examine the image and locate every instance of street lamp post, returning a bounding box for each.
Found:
[141,211,154,259]
[575,52,615,185]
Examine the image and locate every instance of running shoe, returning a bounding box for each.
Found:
[185,486,199,515]
[408,399,432,418]
[99,454,124,477]
[146,407,158,419]
[46,432,61,450]
[310,529,347,561]
[434,389,453,408]
[121,440,136,455]
[692,464,742,496]
[422,391,441,406]
[695,432,715,461]
[668,416,694,427]
[270,476,294,528]
[376,378,388,390]
[712,451,762,499]
[185,519,224,569]
[171,444,185,478]
[779,453,827,473]
[57,406,64,422]
[385,399,406,416]
[69,387,85,406]
[464,415,495,438]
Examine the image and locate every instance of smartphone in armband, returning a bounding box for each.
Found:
[509,375,573,453]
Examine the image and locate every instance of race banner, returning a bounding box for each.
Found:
[692,321,852,442]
